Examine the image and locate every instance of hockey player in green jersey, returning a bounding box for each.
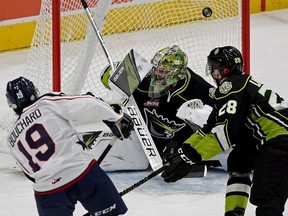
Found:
[161,46,288,216]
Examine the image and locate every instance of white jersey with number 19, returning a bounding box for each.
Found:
[7,93,122,193]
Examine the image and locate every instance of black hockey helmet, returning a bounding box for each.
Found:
[6,77,39,113]
[206,46,243,77]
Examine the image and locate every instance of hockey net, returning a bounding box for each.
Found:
[0,0,249,153]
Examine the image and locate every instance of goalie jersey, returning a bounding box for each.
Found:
[7,93,123,193]
[132,68,215,152]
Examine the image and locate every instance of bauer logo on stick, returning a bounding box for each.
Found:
[202,7,213,18]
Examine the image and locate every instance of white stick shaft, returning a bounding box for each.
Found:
[81,0,115,72]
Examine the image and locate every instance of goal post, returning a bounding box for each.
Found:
[52,0,61,92]
[242,0,250,73]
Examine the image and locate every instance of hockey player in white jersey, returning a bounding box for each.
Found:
[6,77,133,216]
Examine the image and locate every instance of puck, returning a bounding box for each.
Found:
[202,7,213,18]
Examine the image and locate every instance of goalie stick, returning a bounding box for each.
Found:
[80,0,162,172]
[80,0,115,72]
[108,50,163,171]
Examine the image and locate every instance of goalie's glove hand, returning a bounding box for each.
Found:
[103,113,134,140]
[161,144,202,183]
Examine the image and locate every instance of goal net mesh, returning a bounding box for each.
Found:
[0,0,246,149]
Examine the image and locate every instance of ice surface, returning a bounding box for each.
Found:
[1,9,288,216]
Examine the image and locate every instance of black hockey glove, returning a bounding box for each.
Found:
[109,104,122,114]
[103,113,134,140]
[120,113,134,138]
[161,141,181,162]
[161,143,202,183]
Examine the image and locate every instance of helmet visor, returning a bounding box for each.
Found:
[205,59,223,76]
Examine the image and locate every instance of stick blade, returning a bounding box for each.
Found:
[185,164,207,178]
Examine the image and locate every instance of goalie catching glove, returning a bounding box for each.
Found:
[103,104,134,140]
[161,141,202,183]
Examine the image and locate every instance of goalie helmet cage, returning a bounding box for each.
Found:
[0,0,250,134]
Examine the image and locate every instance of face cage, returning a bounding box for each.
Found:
[148,67,181,98]
[152,67,177,81]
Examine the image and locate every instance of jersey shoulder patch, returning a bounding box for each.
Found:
[214,74,250,99]
[219,81,232,94]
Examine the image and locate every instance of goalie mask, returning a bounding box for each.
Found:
[6,77,39,114]
[206,46,243,85]
[149,45,188,98]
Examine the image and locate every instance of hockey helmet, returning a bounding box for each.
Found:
[206,46,243,77]
[149,45,188,98]
[6,77,39,113]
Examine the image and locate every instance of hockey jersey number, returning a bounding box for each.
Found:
[17,123,55,172]
[219,100,237,116]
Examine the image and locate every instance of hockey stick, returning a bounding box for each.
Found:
[82,163,206,215]
[119,165,167,196]
[80,0,115,72]
[97,136,117,164]
[119,163,207,197]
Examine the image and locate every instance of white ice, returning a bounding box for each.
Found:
[1,9,288,216]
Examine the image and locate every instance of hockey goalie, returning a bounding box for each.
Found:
[87,46,229,172]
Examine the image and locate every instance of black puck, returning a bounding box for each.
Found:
[202,7,213,18]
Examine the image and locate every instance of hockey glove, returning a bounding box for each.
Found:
[103,113,134,140]
[120,113,134,138]
[161,143,202,183]
[109,103,122,114]
[161,141,181,162]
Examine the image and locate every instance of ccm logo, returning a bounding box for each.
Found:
[95,203,116,215]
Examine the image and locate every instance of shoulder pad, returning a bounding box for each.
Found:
[214,74,250,99]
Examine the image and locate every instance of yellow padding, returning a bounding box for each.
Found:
[266,0,288,11]
[0,22,36,51]
[103,0,239,35]
[225,195,249,212]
